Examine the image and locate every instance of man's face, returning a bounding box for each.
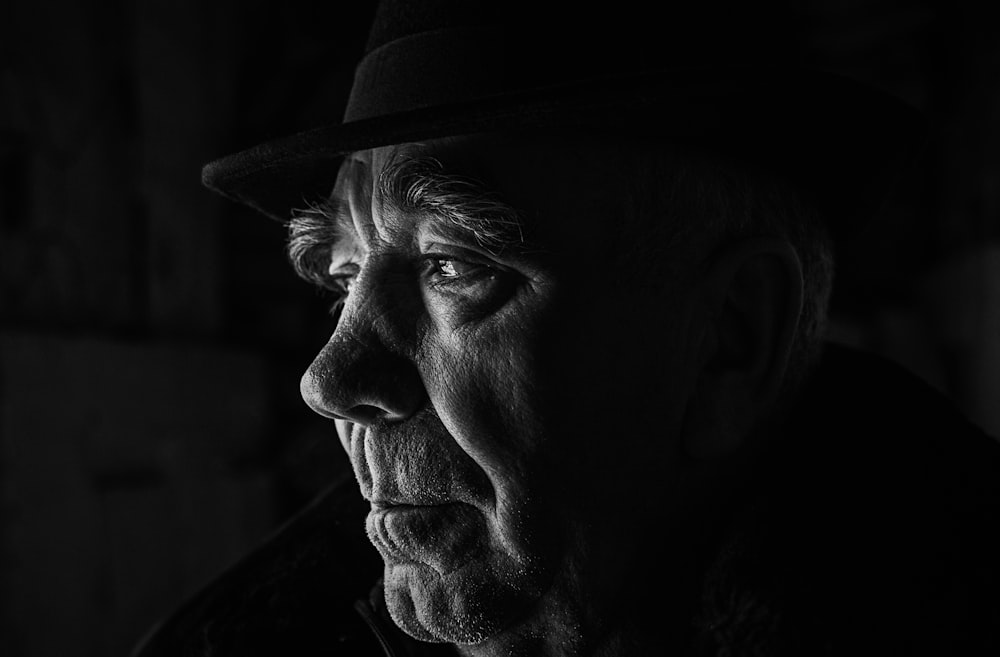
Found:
[300,133,708,646]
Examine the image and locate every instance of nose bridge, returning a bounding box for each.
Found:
[341,252,424,355]
[301,267,425,425]
[345,266,415,351]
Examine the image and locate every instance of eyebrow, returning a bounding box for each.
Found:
[375,155,527,255]
[287,154,532,286]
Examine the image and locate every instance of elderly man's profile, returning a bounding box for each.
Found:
[135,1,1000,655]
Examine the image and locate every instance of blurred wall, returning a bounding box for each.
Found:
[0,1,997,656]
[813,0,1000,437]
[1,1,374,655]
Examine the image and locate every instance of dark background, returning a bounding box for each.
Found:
[0,1,997,655]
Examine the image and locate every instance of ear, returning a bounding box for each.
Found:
[683,237,804,460]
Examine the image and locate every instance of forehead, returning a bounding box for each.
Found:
[332,132,636,253]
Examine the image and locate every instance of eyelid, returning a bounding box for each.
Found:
[418,232,546,275]
[328,259,360,276]
[419,240,507,266]
[328,261,360,281]
[322,261,360,296]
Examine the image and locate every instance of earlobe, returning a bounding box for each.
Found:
[683,237,804,460]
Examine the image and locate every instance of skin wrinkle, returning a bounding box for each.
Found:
[296,131,821,656]
[356,409,495,511]
[378,154,530,256]
[428,310,538,566]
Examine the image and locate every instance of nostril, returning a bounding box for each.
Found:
[343,404,382,426]
[301,339,426,425]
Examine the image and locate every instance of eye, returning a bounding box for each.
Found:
[420,254,518,314]
[437,260,459,277]
[423,257,502,286]
[428,258,485,280]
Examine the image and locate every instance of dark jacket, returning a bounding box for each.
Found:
[134,344,1000,656]
[129,471,423,657]
[695,344,1000,655]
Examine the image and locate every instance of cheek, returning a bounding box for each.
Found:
[419,310,557,567]
[423,319,547,487]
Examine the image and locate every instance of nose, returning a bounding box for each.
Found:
[300,304,426,426]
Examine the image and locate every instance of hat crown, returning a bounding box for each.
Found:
[202,0,925,236]
[363,0,803,61]
[363,0,501,54]
[347,0,806,123]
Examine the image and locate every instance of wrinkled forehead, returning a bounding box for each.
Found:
[330,132,644,252]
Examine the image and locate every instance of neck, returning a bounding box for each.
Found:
[452,544,700,657]
[453,607,690,657]
[452,467,749,657]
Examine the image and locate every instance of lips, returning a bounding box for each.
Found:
[369,495,452,510]
[367,501,487,573]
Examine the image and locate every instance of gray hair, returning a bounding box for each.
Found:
[376,156,527,255]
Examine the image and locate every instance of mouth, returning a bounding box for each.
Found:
[370,499,454,511]
[369,500,460,523]
[366,501,484,570]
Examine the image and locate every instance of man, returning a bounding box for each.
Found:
[136,1,1000,655]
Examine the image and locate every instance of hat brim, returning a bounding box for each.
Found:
[202,68,925,240]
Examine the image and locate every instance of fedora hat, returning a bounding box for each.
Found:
[202,0,925,238]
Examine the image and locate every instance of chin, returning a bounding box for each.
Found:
[383,559,543,645]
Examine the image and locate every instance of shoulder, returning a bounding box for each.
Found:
[132,479,384,656]
[800,341,1000,494]
[703,343,1000,654]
